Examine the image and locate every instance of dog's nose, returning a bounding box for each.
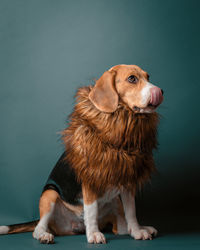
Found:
[161,89,164,95]
[150,87,164,106]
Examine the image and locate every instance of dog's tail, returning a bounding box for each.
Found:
[0,220,39,235]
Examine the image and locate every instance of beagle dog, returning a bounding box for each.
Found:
[0,64,163,244]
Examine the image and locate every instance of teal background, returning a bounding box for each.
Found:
[0,0,200,249]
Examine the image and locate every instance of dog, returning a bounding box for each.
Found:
[0,64,163,244]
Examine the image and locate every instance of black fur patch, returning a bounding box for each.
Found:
[42,152,82,205]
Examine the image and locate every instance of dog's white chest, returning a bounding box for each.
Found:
[98,188,120,205]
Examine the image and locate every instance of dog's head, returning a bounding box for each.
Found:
[89,64,164,113]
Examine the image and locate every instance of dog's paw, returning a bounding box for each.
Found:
[129,226,157,240]
[39,232,54,244]
[141,226,158,237]
[33,226,54,244]
[87,231,106,244]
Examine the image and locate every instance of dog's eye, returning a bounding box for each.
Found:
[127,75,138,84]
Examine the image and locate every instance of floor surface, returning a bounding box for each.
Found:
[1,232,200,250]
[1,215,200,250]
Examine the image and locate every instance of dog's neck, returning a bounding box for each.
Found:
[72,86,159,154]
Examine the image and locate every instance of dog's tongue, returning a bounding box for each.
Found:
[150,87,163,106]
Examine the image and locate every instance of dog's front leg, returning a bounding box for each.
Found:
[120,189,157,240]
[82,184,106,244]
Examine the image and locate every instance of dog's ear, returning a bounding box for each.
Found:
[89,70,118,113]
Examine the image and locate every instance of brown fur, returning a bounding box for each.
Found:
[39,189,59,218]
[62,86,159,196]
[6,221,39,234]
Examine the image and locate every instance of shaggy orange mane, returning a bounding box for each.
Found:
[62,86,159,195]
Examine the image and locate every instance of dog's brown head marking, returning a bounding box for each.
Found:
[89,64,163,113]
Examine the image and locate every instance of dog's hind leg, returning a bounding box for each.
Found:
[33,189,59,244]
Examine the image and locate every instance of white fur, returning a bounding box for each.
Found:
[120,190,140,231]
[84,201,104,243]
[116,214,128,234]
[98,188,120,205]
[141,81,155,106]
[120,189,157,240]
[0,225,9,234]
